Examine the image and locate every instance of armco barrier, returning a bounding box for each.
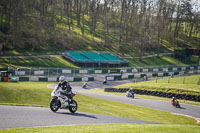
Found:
[39,77,48,82]
[74,77,82,82]
[12,76,94,82]
[88,77,94,81]
[104,88,200,102]
[7,64,200,77]
[19,77,29,81]
[114,75,121,80]
[128,75,134,79]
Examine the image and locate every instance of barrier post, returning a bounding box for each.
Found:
[156,76,158,83]
[198,77,200,85]
[183,75,185,84]
[29,68,31,77]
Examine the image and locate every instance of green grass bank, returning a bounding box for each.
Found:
[0,82,197,125]
[115,74,200,95]
[0,55,199,69]
[90,89,200,106]
[0,56,78,69]
[1,124,200,133]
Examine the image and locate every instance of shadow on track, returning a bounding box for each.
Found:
[178,107,186,110]
[55,112,98,119]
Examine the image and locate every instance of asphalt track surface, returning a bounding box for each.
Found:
[0,77,200,129]
[71,80,200,119]
[0,78,159,129]
[46,78,200,122]
[0,105,159,129]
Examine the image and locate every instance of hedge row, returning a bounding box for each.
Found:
[104,88,200,102]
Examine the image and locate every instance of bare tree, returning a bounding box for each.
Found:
[89,0,101,37]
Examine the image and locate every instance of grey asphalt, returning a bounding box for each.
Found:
[49,77,200,119]
[76,89,200,118]
[0,105,159,129]
[70,79,200,119]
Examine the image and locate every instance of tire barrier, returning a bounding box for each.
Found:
[104,88,200,102]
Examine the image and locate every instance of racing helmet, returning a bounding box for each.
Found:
[59,76,65,82]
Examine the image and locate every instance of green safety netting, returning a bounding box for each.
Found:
[65,51,127,63]
[67,52,90,62]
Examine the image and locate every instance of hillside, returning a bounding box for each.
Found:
[0,54,199,69]
[0,0,200,58]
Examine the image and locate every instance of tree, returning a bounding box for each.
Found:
[89,0,101,37]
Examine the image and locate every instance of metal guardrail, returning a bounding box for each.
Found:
[1,64,199,77]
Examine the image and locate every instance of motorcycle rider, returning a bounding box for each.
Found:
[82,82,87,88]
[58,76,72,103]
[126,88,134,97]
[171,97,176,103]
[103,76,107,84]
[170,97,180,107]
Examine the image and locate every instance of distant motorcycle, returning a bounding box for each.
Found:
[126,91,134,98]
[50,86,78,113]
[103,79,107,84]
[170,99,181,108]
[82,82,87,88]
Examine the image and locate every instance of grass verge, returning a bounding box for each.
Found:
[1,124,200,133]
[114,75,200,95]
[1,54,199,69]
[90,89,200,106]
[0,56,79,69]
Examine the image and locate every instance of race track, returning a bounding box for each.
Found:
[0,105,159,129]
[71,80,200,119]
[0,77,199,129]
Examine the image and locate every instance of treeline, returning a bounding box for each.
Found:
[0,0,199,55]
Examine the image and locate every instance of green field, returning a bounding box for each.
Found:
[128,55,199,67]
[115,74,200,95]
[1,124,200,133]
[0,56,79,69]
[127,56,186,67]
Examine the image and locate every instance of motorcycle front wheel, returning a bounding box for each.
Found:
[50,99,60,112]
[69,100,78,113]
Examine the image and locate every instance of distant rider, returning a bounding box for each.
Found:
[126,88,134,98]
[82,82,87,88]
[58,76,72,103]
[103,76,107,84]
[170,97,180,107]
[171,97,176,104]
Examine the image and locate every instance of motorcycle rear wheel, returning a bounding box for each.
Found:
[50,99,60,112]
[69,100,78,113]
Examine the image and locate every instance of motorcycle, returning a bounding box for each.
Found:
[126,91,134,98]
[82,82,87,88]
[50,86,78,113]
[170,99,181,108]
[103,79,107,84]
